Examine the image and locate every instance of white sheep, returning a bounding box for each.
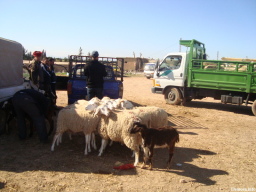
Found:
[93,104,112,117]
[88,97,101,105]
[97,106,168,166]
[51,106,100,155]
[101,96,111,102]
[74,99,88,105]
[120,99,134,109]
[97,111,142,165]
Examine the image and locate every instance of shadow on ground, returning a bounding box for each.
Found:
[147,147,228,185]
[0,133,137,176]
[184,100,253,116]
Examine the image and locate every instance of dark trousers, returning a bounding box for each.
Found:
[51,83,56,97]
[87,88,104,100]
[12,93,48,142]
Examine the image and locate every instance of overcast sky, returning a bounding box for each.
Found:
[1,0,255,60]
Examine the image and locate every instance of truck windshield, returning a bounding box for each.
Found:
[159,56,182,71]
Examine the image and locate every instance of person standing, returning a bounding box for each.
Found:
[12,89,51,143]
[48,57,57,99]
[30,51,43,88]
[84,51,107,100]
[40,57,52,97]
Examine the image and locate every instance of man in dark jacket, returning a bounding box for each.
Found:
[40,57,52,96]
[12,89,50,143]
[84,51,107,100]
[49,57,57,99]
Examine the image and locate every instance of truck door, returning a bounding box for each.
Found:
[158,54,185,87]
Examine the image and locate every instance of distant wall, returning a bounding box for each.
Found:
[121,57,149,71]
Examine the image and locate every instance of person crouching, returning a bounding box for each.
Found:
[12,89,51,143]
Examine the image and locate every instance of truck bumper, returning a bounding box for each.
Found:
[151,87,163,94]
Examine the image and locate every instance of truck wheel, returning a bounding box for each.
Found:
[165,88,182,105]
[252,100,256,116]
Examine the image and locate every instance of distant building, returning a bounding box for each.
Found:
[118,57,150,71]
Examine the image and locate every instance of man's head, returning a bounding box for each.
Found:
[91,51,99,60]
[48,57,55,65]
[42,57,49,65]
[33,51,42,61]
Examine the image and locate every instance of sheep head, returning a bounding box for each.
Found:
[88,97,101,105]
[120,100,134,109]
[85,103,99,111]
[93,105,112,117]
[129,122,146,134]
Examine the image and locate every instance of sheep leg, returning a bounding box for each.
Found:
[109,140,113,146]
[167,142,176,169]
[132,145,142,157]
[142,147,149,169]
[84,134,91,155]
[131,150,135,157]
[68,132,72,140]
[91,132,97,150]
[51,134,60,151]
[148,146,154,170]
[133,149,140,166]
[98,139,108,156]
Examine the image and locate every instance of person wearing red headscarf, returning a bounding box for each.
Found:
[30,51,43,90]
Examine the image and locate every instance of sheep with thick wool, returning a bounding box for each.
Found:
[51,104,100,155]
[97,106,168,166]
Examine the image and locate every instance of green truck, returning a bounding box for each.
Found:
[151,39,256,116]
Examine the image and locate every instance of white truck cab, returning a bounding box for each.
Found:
[153,52,188,88]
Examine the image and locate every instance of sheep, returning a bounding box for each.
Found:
[129,122,179,170]
[101,96,111,102]
[128,106,168,128]
[74,99,88,106]
[120,100,134,109]
[88,97,101,104]
[97,106,168,166]
[51,105,100,155]
[93,104,112,117]
[97,111,142,165]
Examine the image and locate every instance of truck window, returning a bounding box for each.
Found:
[159,56,182,71]
[75,66,85,79]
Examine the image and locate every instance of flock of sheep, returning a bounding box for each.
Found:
[51,97,179,169]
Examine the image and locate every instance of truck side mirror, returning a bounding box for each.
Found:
[203,54,207,60]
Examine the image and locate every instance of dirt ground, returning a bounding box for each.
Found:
[0,76,256,192]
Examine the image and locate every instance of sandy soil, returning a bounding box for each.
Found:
[0,76,256,192]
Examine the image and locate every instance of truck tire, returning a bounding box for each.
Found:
[252,100,256,116]
[165,88,182,105]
